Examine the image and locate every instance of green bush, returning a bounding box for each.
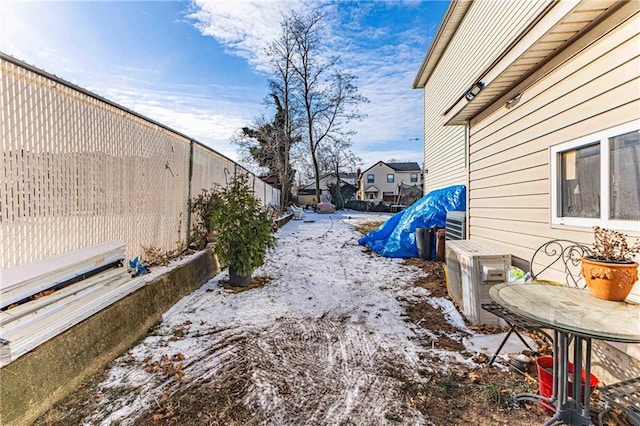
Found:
[189,188,223,249]
[211,174,276,276]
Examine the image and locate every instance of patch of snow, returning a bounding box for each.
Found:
[84,210,483,425]
[464,332,538,361]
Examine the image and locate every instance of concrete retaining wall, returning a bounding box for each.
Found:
[0,250,219,426]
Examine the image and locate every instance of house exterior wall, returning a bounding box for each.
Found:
[420,0,552,194]
[358,162,420,203]
[466,8,640,384]
[467,8,640,265]
[298,174,355,205]
[297,194,317,206]
[416,1,639,384]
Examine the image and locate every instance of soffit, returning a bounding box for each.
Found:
[445,0,620,125]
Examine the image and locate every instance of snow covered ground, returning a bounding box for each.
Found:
[81,210,522,425]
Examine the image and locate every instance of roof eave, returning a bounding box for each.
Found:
[412,0,473,89]
[443,0,624,126]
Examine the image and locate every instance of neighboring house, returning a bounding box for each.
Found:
[413,0,639,384]
[357,161,422,204]
[297,172,357,206]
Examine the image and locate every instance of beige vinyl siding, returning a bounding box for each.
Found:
[470,10,639,140]
[429,0,550,98]
[423,126,465,192]
[422,0,552,194]
[467,10,640,263]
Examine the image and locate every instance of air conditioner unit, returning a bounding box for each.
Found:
[445,211,466,240]
[444,240,511,325]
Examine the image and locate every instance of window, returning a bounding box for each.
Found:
[387,174,394,183]
[367,174,374,183]
[410,173,418,183]
[551,121,639,230]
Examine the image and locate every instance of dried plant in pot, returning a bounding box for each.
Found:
[581,227,640,301]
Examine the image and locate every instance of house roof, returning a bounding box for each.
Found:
[297,188,317,196]
[413,1,624,125]
[361,161,421,175]
[259,175,280,188]
[300,177,356,191]
[364,185,380,193]
[387,162,421,172]
[316,172,357,184]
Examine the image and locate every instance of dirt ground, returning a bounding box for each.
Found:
[35,225,631,426]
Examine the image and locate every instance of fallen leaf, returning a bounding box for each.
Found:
[469,371,482,383]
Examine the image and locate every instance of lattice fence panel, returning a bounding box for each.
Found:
[191,143,237,195]
[1,56,279,271]
[1,59,191,269]
[190,144,279,210]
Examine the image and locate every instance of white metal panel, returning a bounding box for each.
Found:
[1,240,125,307]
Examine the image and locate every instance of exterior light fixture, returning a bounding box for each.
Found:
[465,81,485,101]
[505,93,522,110]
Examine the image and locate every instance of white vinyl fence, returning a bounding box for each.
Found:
[1,54,280,271]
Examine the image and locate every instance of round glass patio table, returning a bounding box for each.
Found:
[490,283,640,426]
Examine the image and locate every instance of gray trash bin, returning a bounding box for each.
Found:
[416,227,433,260]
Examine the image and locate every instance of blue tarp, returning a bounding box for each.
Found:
[358,185,466,258]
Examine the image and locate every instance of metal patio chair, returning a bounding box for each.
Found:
[481,239,591,365]
[598,376,640,426]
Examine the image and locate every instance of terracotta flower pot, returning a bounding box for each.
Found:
[581,257,638,301]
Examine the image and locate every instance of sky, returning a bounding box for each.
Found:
[66,210,510,424]
[0,1,449,175]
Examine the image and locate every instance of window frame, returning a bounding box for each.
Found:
[366,174,374,183]
[550,120,639,232]
[410,173,418,183]
[386,174,394,183]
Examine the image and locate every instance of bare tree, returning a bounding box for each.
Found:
[318,138,360,208]
[264,18,301,211]
[241,9,367,207]
[235,12,303,213]
[286,10,368,203]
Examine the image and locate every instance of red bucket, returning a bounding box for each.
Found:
[536,356,599,415]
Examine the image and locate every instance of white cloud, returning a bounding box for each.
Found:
[188,0,312,72]
[102,87,261,161]
[187,1,438,164]
[1,0,443,170]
